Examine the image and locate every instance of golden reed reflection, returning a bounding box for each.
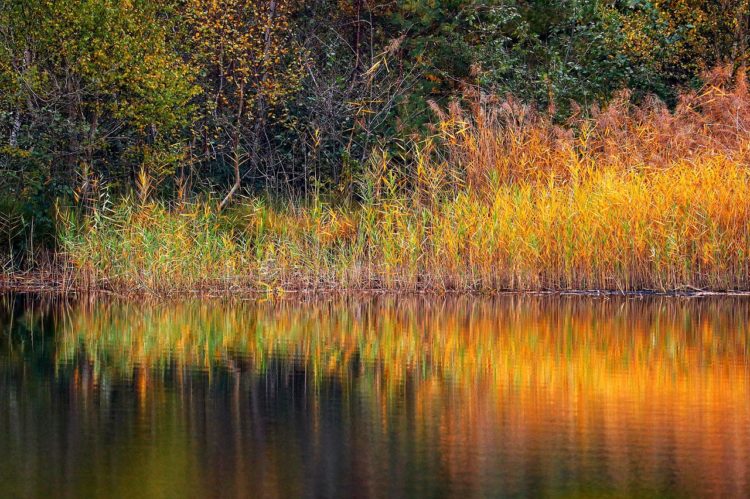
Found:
[55,296,750,496]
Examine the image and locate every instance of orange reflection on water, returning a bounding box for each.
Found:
[54,296,750,496]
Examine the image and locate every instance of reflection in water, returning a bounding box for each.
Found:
[1,295,749,497]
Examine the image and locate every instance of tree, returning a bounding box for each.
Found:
[0,0,198,194]
[607,0,750,99]
[0,0,197,248]
[186,0,306,209]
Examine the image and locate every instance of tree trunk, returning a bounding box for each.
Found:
[219,86,245,211]
[9,110,20,148]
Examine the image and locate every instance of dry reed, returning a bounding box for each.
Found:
[60,67,750,293]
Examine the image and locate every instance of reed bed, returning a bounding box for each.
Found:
[60,68,750,293]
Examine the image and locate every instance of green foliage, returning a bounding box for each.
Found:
[0,0,197,209]
[376,0,748,116]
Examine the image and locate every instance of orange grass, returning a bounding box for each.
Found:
[61,68,750,293]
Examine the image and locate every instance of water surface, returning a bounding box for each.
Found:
[1,295,749,497]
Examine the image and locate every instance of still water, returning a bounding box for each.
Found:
[1,295,749,497]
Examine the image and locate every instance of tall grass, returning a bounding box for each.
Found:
[61,68,750,293]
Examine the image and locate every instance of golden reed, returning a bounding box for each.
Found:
[61,67,750,293]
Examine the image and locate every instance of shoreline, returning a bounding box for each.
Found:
[3,272,750,298]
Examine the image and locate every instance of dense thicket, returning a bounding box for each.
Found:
[1,0,748,250]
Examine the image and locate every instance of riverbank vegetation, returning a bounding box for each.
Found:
[60,73,750,292]
[2,1,750,292]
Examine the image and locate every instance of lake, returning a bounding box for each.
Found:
[1,294,749,497]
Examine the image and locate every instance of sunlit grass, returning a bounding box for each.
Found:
[59,159,750,292]
[60,69,750,292]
